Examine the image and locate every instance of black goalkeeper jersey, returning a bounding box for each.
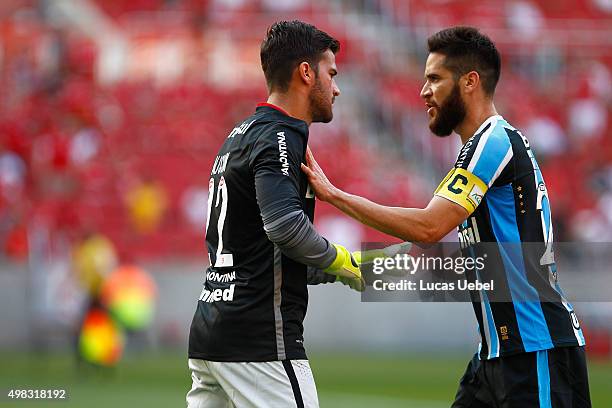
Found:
[188,104,315,362]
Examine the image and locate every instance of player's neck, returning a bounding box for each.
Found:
[455,103,498,144]
[266,93,312,126]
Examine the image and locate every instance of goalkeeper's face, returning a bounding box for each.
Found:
[309,49,340,123]
[420,53,467,137]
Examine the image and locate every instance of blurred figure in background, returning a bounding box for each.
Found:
[72,228,118,297]
[72,228,157,368]
[72,228,119,367]
[99,264,157,333]
[124,175,168,235]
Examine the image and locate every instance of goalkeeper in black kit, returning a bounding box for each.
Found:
[186,20,398,408]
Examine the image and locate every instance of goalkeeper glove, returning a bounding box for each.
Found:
[325,242,413,292]
[353,242,412,266]
[324,244,365,292]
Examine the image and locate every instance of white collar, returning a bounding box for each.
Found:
[474,114,503,136]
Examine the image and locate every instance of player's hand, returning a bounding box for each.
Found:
[353,242,413,267]
[301,147,338,203]
[325,242,413,292]
[354,242,413,284]
[324,244,365,292]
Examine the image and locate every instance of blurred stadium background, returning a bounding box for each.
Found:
[0,0,611,406]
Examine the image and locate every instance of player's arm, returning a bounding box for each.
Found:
[250,125,334,269]
[315,187,468,243]
[301,142,503,243]
[250,125,363,289]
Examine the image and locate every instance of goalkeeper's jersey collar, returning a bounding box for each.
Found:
[255,102,311,129]
[256,102,289,116]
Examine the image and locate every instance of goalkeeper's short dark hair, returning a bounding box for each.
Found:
[260,20,340,93]
[427,26,501,96]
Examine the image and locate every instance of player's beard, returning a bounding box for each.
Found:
[430,82,466,137]
[309,76,333,123]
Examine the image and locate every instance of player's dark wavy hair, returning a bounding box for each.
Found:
[427,26,501,96]
[261,20,339,93]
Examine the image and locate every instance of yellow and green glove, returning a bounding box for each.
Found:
[324,242,412,292]
[324,244,365,291]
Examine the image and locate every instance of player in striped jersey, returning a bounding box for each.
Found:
[302,26,591,407]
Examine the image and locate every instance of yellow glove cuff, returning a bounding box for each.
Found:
[326,244,351,272]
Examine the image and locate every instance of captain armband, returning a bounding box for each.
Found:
[434,168,488,215]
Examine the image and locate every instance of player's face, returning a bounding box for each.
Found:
[420,53,467,137]
[309,50,340,123]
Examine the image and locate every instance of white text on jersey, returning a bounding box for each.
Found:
[277,132,290,176]
[228,120,255,139]
[459,217,481,249]
[199,284,235,303]
[211,153,230,175]
[456,137,475,168]
[206,271,236,283]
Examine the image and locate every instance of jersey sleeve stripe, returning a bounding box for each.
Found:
[466,116,497,173]
[487,146,513,188]
[469,124,513,186]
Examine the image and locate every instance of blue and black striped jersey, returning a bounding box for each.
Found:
[435,115,585,360]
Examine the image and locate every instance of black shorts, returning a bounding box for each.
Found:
[452,346,591,408]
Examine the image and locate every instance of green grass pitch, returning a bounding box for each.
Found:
[1,351,610,407]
